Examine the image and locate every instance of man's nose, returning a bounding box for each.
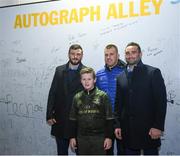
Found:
[74,54,79,58]
[106,55,110,59]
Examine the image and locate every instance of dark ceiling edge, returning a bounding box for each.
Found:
[0,0,61,9]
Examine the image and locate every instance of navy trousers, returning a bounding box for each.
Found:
[55,137,69,155]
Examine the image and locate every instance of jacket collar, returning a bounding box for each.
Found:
[65,61,83,72]
[84,86,96,95]
[136,60,144,67]
[126,60,144,71]
[105,59,126,71]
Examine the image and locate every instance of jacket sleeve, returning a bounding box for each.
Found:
[69,96,78,138]
[114,77,122,129]
[151,68,167,131]
[46,68,58,121]
[103,93,114,139]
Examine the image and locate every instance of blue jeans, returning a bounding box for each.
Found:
[55,137,69,155]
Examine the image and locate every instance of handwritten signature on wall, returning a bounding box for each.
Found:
[0,94,43,119]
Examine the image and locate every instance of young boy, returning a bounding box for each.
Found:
[69,67,114,155]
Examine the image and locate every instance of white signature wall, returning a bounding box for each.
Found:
[0,0,180,154]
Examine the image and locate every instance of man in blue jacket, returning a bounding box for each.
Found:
[96,44,126,155]
[114,42,167,155]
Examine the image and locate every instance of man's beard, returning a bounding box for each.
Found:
[69,59,81,65]
[127,58,140,65]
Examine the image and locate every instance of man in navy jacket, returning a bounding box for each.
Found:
[114,42,167,155]
[46,44,86,155]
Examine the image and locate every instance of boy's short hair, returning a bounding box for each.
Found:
[80,67,96,79]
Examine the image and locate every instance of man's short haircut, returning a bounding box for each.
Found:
[68,44,83,54]
[80,67,96,79]
[105,44,118,53]
[126,42,141,53]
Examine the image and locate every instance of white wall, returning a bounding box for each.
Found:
[0,0,180,155]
